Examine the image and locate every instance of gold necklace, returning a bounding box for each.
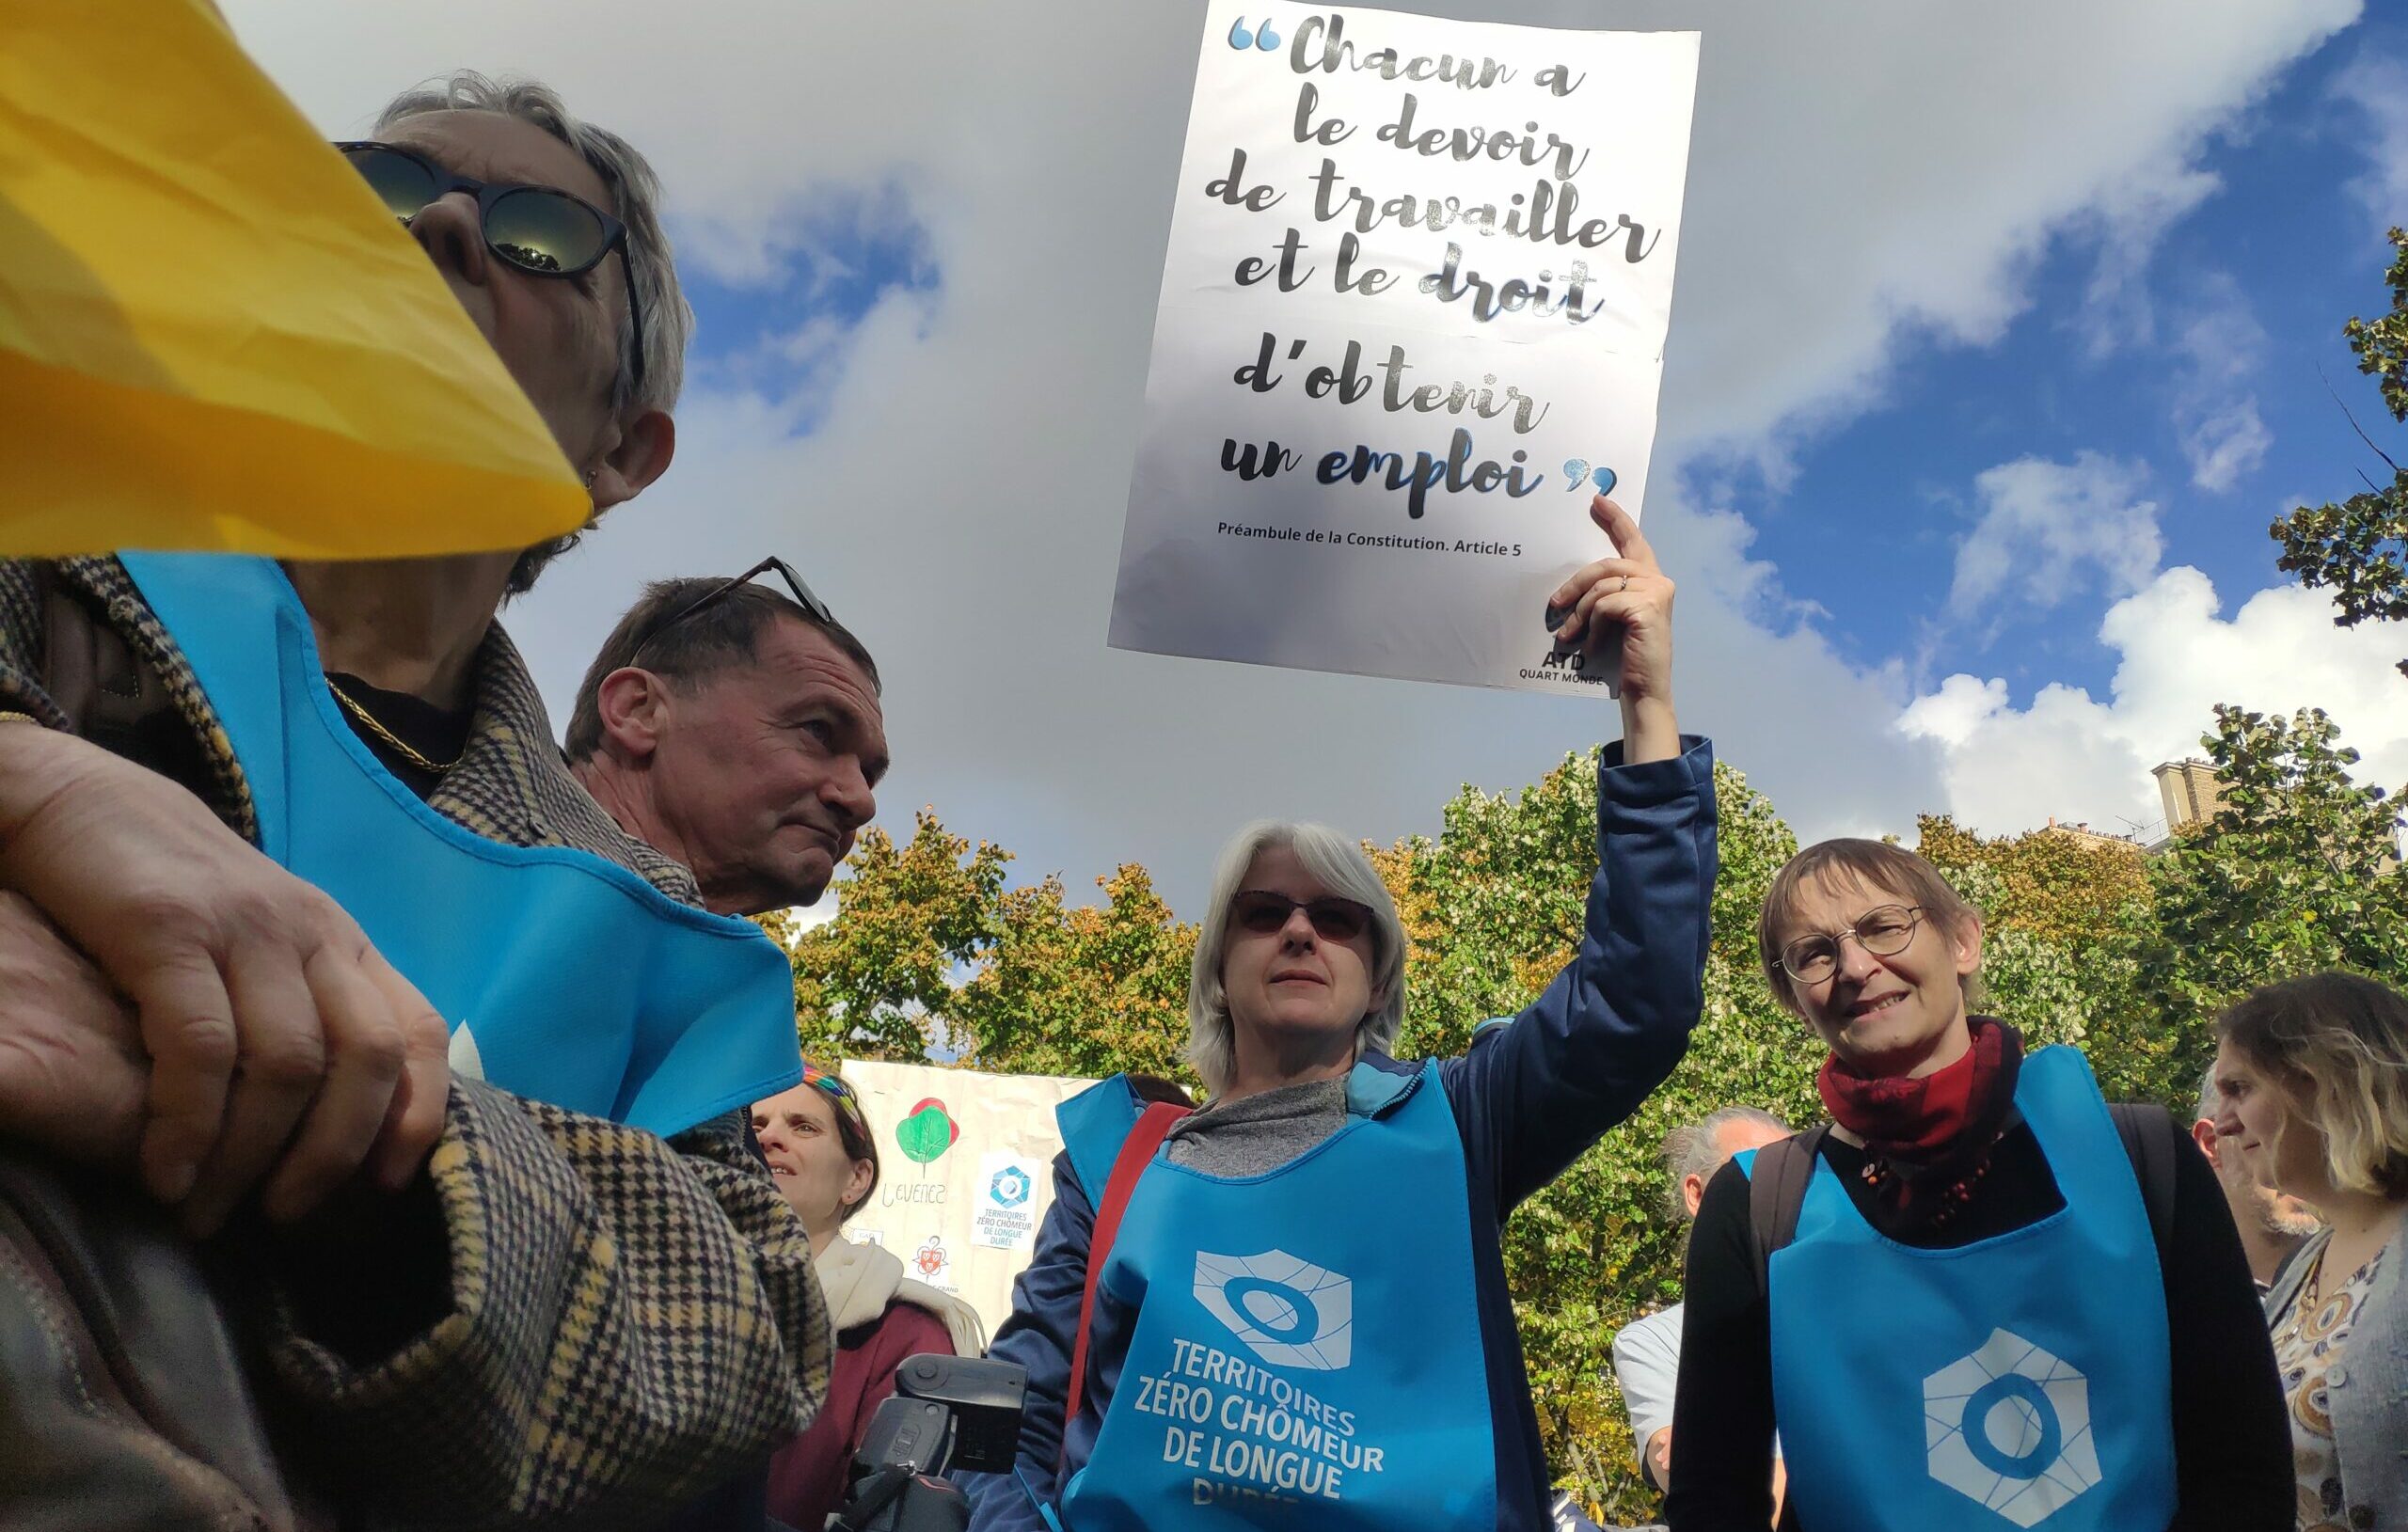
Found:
[325,675,463,776]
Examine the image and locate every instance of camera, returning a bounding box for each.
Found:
[827,1354,1028,1532]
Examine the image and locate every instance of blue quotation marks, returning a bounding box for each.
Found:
[1561,461,1618,496]
[1228,15,1282,49]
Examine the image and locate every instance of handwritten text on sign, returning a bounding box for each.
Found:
[1109,6,1698,692]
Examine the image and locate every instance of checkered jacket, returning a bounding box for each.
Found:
[0,556,832,1529]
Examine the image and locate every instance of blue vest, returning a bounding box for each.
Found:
[117,552,801,1137]
[1049,1063,1497,1530]
[1745,1045,2176,1532]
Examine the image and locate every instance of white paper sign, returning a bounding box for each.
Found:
[1110,4,1698,692]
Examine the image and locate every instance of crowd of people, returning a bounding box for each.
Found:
[0,64,2400,1532]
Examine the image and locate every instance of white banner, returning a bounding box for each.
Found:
[838,1059,1101,1343]
[1109,4,1699,692]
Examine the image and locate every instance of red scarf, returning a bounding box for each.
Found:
[1817,1017,2022,1222]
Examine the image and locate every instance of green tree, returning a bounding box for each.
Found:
[2270,228,2408,676]
[784,811,1013,1060]
[2131,705,2408,1098]
[1912,817,2153,1098]
[781,812,1198,1081]
[959,864,1198,1082]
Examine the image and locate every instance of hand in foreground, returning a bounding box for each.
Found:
[1547,495,1678,762]
[0,892,147,1167]
[0,728,451,1233]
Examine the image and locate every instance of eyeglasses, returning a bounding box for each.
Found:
[1229,891,1374,944]
[1777,905,1926,985]
[335,140,647,395]
[631,557,836,667]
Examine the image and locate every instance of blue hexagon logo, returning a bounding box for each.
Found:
[1924,1329,2100,1526]
[1194,1249,1353,1371]
[988,1164,1031,1208]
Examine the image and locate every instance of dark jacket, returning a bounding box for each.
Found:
[966,737,1719,1531]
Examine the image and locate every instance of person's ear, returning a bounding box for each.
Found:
[2190,1117,2223,1170]
[594,667,669,761]
[1950,909,1985,979]
[1682,1171,1708,1218]
[586,408,675,512]
[843,1158,875,1214]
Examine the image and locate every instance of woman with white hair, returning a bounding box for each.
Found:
[967,497,1717,1532]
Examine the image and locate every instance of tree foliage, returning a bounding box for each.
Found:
[772,810,1198,1082]
[2270,228,2408,676]
[2128,706,2408,1097]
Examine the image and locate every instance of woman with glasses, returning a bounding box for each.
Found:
[1663,839,2290,1532]
[966,497,1719,1532]
[2210,973,2408,1532]
[756,1064,986,1531]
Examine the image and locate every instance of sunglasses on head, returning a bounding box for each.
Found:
[335,140,646,394]
[1229,891,1373,944]
[631,556,836,666]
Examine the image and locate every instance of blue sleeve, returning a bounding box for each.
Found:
[960,1153,1093,1532]
[1440,735,1716,1213]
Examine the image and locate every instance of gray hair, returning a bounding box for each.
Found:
[1660,1105,1791,1222]
[374,72,696,592]
[2195,1062,2222,1128]
[1187,822,1407,1098]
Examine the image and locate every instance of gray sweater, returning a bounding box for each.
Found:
[1162,1078,1347,1177]
[2262,1208,2408,1528]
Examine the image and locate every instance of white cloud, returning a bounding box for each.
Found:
[1900,568,2408,838]
[2332,48,2408,228]
[2169,272,2273,492]
[214,0,2364,903]
[1949,453,2162,617]
[2069,152,2226,357]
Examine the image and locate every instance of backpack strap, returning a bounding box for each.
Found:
[1060,1099,1191,1472]
[2108,1101,2179,1274]
[1747,1125,1828,1302]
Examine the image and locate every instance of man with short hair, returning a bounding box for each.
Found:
[2194,1062,2320,1289]
[568,567,887,918]
[1614,1105,1791,1502]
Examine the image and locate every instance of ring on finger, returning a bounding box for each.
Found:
[1615,574,1630,594]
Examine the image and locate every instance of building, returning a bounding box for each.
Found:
[2151,758,2226,837]
[2040,816,2143,854]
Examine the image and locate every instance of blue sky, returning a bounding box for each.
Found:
[240,0,2408,909]
[1752,15,2405,701]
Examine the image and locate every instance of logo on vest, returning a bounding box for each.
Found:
[1194,1250,1354,1371]
[1924,1329,2100,1526]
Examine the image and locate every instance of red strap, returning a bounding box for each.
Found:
[1061,1099,1190,1471]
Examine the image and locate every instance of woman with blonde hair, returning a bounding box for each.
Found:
[2211,971,2408,1530]
[1668,838,2289,1532]
[967,498,1718,1532]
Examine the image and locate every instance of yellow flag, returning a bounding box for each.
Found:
[0,0,591,559]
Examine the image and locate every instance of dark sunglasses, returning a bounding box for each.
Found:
[336,140,647,394]
[1230,891,1374,944]
[632,556,837,666]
